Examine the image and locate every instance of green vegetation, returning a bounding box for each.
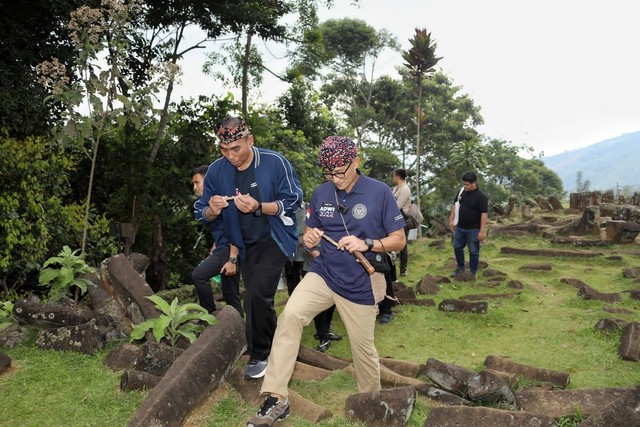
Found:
[38,246,97,305]
[2,230,639,426]
[130,296,216,357]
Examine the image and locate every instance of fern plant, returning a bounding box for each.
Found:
[38,245,97,305]
[130,295,216,358]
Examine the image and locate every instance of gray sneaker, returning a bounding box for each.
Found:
[244,358,268,380]
[247,396,290,427]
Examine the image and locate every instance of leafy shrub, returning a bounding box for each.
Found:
[38,246,97,304]
[130,295,216,357]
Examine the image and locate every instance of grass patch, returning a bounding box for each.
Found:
[1,229,640,426]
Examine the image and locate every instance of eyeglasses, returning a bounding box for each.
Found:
[323,162,352,180]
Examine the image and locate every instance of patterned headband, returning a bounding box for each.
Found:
[319,136,357,170]
[216,118,249,144]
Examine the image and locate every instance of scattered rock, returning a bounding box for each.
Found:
[0,323,30,349]
[120,369,162,391]
[460,293,514,301]
[415,275,443,295]
[516,387,636,418]
[394,287,416,300]
[398,298,435,307]
[594,318,629,333]
[35,319,104,354]
[379,357,422,378]
[423,358,474,397]
[0,351,11,374]
[506,280,524,289]
[561,278,589,288]
[630,290,640,300]
[438,299,488,314]
[484,355,570,388]
[466,369,517,408]
[618,321,640,361]
[501,247,601,259]
[297,345,350,371]
[482,269,507,278]
[578,385,640,426]
[577,286,621,303]
[603,306,634,315]
[104,342,143,371]
[129,306,245,427]
[424,405,556,427]
[291,361,333,382]
[606,220,640,244]
[623,267,640,279]
[345,386,415,427]
[413,383,471,406]
[519,263,552,271]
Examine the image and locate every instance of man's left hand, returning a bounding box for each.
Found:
[478,230,486,242]
[234,194,258,214]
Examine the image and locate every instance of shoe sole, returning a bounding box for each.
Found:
[247,406,290,427]
[244,366,267,380]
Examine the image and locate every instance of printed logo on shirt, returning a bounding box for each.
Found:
[250,181,258,188]
[306,207,311,219]
[352,203,367,219]
[319,202,336,218]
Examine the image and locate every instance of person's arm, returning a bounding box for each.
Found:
[221,245,239,276]
[448,203,456,230]
[477,212,488,242]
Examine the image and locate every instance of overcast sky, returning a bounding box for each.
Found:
[173,0,640,157]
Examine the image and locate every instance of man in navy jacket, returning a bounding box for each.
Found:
[194,116,303,380]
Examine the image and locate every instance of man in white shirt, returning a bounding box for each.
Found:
[392,169,411,276]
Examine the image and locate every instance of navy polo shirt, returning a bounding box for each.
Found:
[307,171,405,305]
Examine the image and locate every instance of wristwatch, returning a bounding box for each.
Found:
[364,238,374,252]
[228,257,237,264]
[253,202,262,217]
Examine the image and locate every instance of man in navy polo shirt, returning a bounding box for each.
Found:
[247,136,406,427]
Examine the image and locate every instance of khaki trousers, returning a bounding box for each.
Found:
[260,272,381,397]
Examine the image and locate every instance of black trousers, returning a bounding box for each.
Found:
[243,237,288,361]
[191,246,244,317]
[284,259,335,336]
[378,253,397,314]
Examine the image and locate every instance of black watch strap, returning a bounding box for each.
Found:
[253,202,263,217]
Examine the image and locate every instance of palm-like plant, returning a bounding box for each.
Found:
[402,28,442,237]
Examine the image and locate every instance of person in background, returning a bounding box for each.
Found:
[246,136,405,427]
[447,171,488,279]
[284,202,342,352]
[392,168,411,276]
[191,165,244,317]
[194,117,303,381]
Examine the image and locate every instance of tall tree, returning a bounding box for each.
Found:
[402,28,441,237]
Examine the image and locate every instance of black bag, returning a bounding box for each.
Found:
[369,252,391,273]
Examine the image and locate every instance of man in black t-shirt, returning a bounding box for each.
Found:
[447,172,488,279]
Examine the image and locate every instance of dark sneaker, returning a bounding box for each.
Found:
[400,270,408,276]
[316,338,331,352]
[450,267,464,278]
[247,396,290,427]
[314,332,342,341]
[244,358,268,380]
[378,312,395,325]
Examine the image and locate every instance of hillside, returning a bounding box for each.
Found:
[542,131,640,193]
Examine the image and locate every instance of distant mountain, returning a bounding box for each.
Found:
[541,131,640,193]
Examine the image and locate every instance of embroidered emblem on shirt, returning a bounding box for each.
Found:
[352,203,367,219]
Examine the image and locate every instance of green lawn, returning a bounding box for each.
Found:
[1,231,639,426]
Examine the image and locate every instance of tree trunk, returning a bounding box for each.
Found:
[241,27,254,117]
[415,79,423,238]
[149,214,167,291]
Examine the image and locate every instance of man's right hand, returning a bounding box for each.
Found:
[207,195,230,218]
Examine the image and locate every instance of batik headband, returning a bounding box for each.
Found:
[319,136,357,170]
[216,118,249,144]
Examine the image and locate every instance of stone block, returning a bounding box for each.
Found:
[578,385,640,426]
[424,405,556,427]
[35,319,104,354]
[438,299,488,314]
[484,355,569,388]
[516,387,636,418]
[423,358,474,397]
[618,321,640,361]
[345,386,415,427]
[128,306,246,427]
[413,383,471,406]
